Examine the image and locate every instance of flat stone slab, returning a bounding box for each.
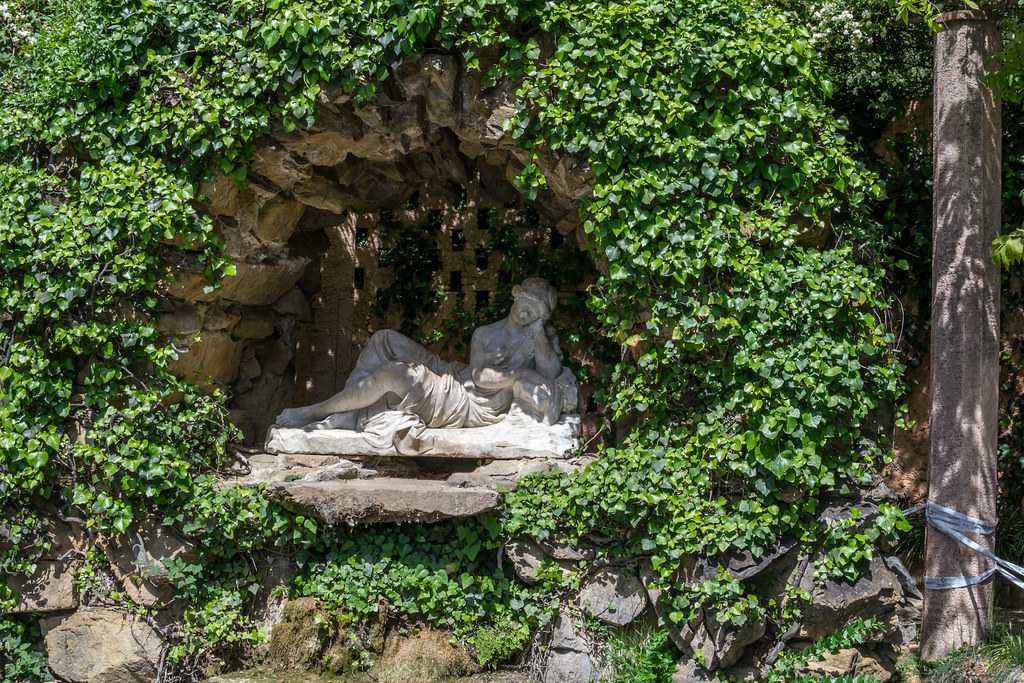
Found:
[267,478,500,525]
[265,414,580,460]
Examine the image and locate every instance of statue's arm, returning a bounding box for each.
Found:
[531,321,562,380]
[470,328,517,390]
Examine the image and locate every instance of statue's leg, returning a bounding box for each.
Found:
[347,330,451,385]
[276,362,417,427]
[512,370,561,425]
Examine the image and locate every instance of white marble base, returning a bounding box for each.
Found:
[265,412,581,459]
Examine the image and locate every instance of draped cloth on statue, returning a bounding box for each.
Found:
[318,329,546,454]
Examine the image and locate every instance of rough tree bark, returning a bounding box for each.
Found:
[921,10,1001,661]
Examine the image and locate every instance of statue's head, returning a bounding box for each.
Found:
[510,278,558,326]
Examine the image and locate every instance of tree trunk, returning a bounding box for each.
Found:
[921,10,1001,661]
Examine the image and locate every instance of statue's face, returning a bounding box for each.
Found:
[510,295,546,326]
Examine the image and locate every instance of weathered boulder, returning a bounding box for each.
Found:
[43,608,162,683]
[798,555,905,640]
[639,560,698,653]
[549,610,590,654]
[578,567,647,626]
[539,539,595,562]
[690,611,766,670]
[268,478,500,525]
[543,610,596,683]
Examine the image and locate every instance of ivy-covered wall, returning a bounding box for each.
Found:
[0,0,930,679]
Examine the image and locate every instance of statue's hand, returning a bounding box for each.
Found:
[275,407,310,428]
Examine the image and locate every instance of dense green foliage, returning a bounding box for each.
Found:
[0,0,915,677]
[291,519,556,667]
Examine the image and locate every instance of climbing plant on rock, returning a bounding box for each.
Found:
[0,0,907,673]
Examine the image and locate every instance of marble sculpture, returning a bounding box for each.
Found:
[272,278,579,456]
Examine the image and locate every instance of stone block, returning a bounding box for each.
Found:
[6,560,79,614]
[104,527,197,607]
[273,288,313,320]
[549,610,590,654]
[169,330,243,384]
[293,174,353,213]
[690,611,766,670]
[199,171,242,216]
[504,540,547,585]
[156,303,202,336]
[802,646,895,682]
[168,258,310,306]
[673,660,717,683]
[542,650,594,683]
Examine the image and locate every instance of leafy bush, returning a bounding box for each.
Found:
[291,520,557,666]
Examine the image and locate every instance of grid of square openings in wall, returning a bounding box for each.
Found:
[341,188,579,338]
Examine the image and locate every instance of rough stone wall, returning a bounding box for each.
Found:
[159,53,597,443]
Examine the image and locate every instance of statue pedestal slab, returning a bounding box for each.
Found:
[265,414,580,460]
[267,478,500,525]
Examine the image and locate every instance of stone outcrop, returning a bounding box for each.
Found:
[798,554,914,640]
[638,538,921,675]
[42,608,163,683]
